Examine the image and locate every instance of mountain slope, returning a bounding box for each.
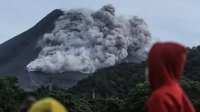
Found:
[68,62,146,99]
[0,9,90,90]
[0,5,152,90]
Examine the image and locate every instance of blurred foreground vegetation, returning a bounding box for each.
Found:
[1,76,200,112]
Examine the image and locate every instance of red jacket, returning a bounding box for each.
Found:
[146,42,196,112]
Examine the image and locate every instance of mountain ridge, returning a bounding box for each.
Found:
[0,9,91,90]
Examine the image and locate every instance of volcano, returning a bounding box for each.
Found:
[0,9,90,90]
[0,5,151,90]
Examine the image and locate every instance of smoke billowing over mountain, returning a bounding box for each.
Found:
[27,5,151,74]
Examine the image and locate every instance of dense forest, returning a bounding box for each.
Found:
[1,46,200,112]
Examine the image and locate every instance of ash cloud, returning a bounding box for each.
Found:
[26,5,151,74]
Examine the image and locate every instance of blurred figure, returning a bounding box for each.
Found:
[20,97,36,112]
[28,97,67,112]
[146,42,196,112]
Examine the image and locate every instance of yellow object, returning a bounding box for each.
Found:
[28,97,67,112]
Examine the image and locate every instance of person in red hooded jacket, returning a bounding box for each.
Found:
[146,42,196,112]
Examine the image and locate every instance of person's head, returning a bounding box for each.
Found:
[20,97,37,112]
[28,97,67,112]
[147,42,186,90]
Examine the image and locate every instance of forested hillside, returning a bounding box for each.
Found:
[185,46,200,80]
[68,62,146,99]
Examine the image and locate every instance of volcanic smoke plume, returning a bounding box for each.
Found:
[26,5,151,74]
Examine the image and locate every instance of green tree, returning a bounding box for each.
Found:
[125,82,150,112]
[0,76,26,112]
[181,79,200,111]
[49,89,92,112]
[104,98,125,112]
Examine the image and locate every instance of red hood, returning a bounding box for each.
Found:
[147,42,186,90]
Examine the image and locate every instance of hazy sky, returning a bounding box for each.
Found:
[0,0,200,47]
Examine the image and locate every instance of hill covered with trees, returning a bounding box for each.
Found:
[185,46,200,80]
[68,62,146,99]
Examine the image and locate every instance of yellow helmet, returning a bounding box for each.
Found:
[28,97,67,112]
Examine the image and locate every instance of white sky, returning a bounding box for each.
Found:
[1,0,200,47]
